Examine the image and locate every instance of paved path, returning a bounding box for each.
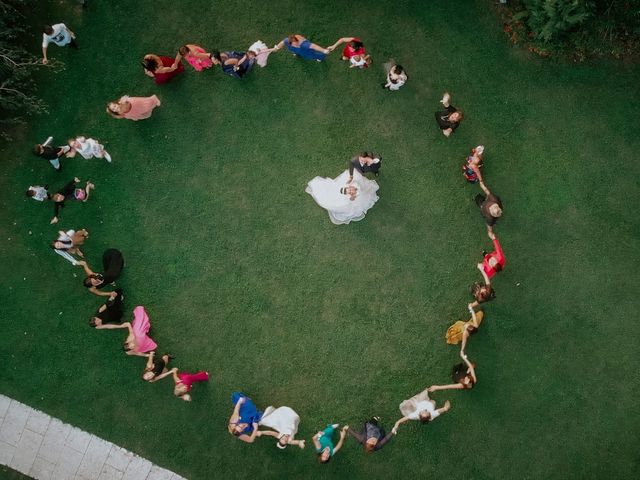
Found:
[0,395,186,480]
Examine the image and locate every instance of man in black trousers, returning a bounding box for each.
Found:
[347,151,382,184]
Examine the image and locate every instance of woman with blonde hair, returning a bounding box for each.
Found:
[107,95,161,121]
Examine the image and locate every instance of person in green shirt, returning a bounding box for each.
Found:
[313,424,347,463]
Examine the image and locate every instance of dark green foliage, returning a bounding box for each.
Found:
[516,0,593,42]
[505,0,640,58]
[0,0,47,140]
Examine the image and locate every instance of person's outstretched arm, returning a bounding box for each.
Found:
[237,423,260,443]
[479,181,491,196]
[472,162,483,183]
[346,426,365,444]
[312,432,322,450]
[95,321,130,331]
[76,260,95,277]
[41,36,49,64]
[172,52,183,69]
[461,325,472,356]
[89,287,114,298]
[327,37,353,52]
[308,42,329,53]
[461,353,477,384]
[468,304,480,327]
[435,400,452,417]
[228,396,245,433]
[428,383,465,392]
[145,352,155,369]
[151,367,175,383]
[273,39,286,50]
[125,348,150,358]
[333,427,348,454]
[476,262,491,286]
[392,416,411,434]
[376,430,396,449]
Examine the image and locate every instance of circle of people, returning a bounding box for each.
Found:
[27,22,505,462]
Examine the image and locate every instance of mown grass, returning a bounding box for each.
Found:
[0,1,638,479]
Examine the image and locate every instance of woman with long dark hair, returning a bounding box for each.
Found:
[141,53,184,84]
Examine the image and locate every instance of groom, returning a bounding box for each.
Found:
[347,151,382,183]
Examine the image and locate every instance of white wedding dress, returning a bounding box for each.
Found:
[305,170,379,225]
[259,406,300,437]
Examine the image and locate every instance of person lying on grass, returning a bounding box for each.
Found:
[313,424,347,463]
[95,305,157,357]
[152,367,209,402]
[76,248,124,297]
[392,388,451,434]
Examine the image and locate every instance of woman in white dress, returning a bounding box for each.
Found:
[66,136,111,162]
[257,406,305,449]
[391,388,451,434]
[305,170,379,225]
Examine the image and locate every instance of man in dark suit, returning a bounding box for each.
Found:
[348,152,382,183]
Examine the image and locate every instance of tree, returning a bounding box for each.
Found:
[0,0,48,141]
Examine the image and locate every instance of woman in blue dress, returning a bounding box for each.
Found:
[274,34,330,61]
[228,392,264,443]
[212,51,256,78]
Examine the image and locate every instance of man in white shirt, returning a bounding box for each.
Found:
[42,23,77,64]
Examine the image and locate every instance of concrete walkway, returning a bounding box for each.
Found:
[0,395,186,480]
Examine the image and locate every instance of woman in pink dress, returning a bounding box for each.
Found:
[106,95,161,121]
[99,306,157,357]
[153,367,209,402]
[141,54,185,84]
[174,44,213,71]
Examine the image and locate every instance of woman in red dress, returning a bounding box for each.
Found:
[478,226,505,280]
[141,54,184,84]
[327,37,366,61]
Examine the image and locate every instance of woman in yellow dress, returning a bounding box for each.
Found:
[445,306,484,345]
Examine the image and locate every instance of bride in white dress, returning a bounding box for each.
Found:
[305,170,379,224]
[257,406,305,449]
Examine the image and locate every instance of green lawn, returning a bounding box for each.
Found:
[1,1,639,479]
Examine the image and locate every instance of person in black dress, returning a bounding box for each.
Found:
[434,92,464,137]
[141,351,173,382]
[77,249,124,297]
[348,152,382,183]
[90,289,124,327]
[49,177,94,224]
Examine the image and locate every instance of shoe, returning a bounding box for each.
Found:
[104,151,112,163]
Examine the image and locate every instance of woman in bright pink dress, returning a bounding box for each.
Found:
[106,95,161,121]
[99,306,157,356]
[141,54,185,84]
[154,367,209,402]
[174,44,213,71]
